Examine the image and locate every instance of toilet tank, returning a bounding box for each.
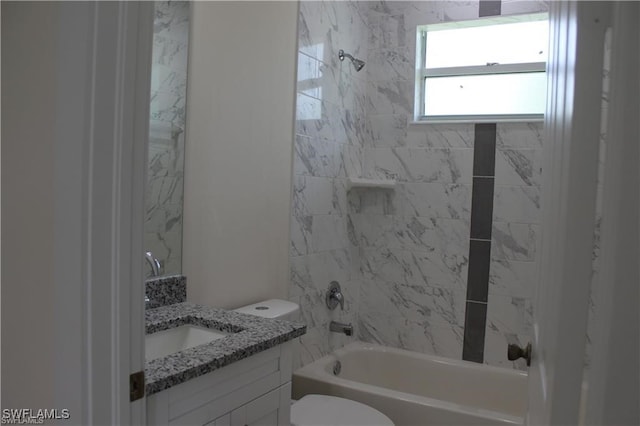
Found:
[233,299,300,323]
[234,299,302,372]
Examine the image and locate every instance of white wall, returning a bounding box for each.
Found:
[183,2,298,309]
[2,2,57,410]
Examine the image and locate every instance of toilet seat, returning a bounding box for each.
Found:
[291,394,394,426]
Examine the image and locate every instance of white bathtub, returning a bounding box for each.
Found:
[292,342,527,426]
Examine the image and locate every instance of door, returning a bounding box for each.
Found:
[2,1,153,424]
[528,1,607,423]
[528,1,638,424]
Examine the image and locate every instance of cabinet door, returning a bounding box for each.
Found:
[246,410,278,426]
[230,386,286,426]
[204,413,231,426]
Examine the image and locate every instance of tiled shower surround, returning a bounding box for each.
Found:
[289,0,548,370]
[290,0,369,365]
[145,1,190,277]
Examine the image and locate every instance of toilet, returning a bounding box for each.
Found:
[234,299,394,426]
[290,394,394,426]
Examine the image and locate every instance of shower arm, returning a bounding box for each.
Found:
[338,49,365,72]
[338,50,355,62]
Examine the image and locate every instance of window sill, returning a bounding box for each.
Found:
[411,114,544,125]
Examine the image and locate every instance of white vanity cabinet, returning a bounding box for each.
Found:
[147,341,293,426]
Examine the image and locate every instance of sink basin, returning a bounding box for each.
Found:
[146,325,228,361]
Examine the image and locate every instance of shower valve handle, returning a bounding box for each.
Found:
[326,281,345,311]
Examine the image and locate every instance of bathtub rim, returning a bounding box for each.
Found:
[323,341,528,378]
[293,341,527,425]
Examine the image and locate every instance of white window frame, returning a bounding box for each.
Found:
[415,13,548,123]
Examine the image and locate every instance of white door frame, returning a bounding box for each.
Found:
[583,2,639,424]
[128,2,155,424]
[83,2,153,424]
[53,2,152,424]
[529,1,639,424]
[528,1,610,424]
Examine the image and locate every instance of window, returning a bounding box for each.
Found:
[416,13,549,121]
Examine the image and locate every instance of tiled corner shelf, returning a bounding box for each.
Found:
[347,178,396,190]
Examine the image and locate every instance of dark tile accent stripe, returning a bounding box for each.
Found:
[467,239,491,303]
[470,177,495,240]
[463,123,498,363]
[479,0,502,17]
[473,123,497,177]
[463,301,488,363]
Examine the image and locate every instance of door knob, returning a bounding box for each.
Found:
[507,342,532,366]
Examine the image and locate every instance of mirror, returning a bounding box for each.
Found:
[144,1,190,278]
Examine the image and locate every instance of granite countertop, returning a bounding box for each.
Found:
[145,302,306,395]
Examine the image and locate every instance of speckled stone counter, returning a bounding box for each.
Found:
[145,275,187,309]
[145,302,306,395]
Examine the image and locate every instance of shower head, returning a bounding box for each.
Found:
[351,58,365,72]
[338,49,365,72]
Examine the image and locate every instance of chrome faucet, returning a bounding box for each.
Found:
[330,321,353,336]
[326,281,345,310]
[145,251,162,277]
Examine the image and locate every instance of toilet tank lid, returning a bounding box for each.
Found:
[233,299,300,319]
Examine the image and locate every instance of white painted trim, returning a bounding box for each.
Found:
[418,12,548,32]
[413,114,544,124]
[87,3,147,422]
[528,1,611,424]
[50,2,150,423]
[421,62,545,77]
[127,2,154,425]
[583,2,640,424]
[0,0,3,406]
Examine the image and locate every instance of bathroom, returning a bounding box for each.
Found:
[148,0,545,368]
[2,1,637,425]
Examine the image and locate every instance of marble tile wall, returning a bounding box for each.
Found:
[353,0,547,369]
[290,0,549,370]
[289,0,370,367]
[145,1,190,277]
[484,122,543,369]
[355,4,476,361]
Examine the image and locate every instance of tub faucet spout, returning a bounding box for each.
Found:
[330,321,353,336]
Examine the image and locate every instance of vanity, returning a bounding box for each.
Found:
[142,0,304,423]
[145,303,306,425]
